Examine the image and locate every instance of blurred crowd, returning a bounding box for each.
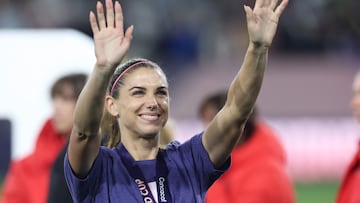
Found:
[0,0,358,76]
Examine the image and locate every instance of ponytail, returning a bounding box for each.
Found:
[100,109,121,148]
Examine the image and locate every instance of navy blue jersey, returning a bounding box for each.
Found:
[64,133,229,203]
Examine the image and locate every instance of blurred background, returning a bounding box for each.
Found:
[0,0,359,202]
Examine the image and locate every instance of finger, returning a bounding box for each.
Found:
[120,25,134,53]
[106,0,115,28]
[263,0,272,7]
[124,25,134,43]
[269,0,279,10]
[244,5,255,23]
[89,11,99,35]
[114,1,124,34]
[96,1,106,29]
[254,0,265,10]
[274,0,288,18]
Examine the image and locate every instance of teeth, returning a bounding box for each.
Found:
[141,115,159,121]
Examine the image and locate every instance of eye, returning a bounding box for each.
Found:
[157,90,168,96]
[132,90,145,96]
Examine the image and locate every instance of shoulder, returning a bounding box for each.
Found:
[96,146,123,163]
[164,133,204,152]
[163,132,224,171]
[10,155,34,172]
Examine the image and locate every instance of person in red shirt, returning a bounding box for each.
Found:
[199,91,295,203]
[1,73,87,203]
[336,71,360,203]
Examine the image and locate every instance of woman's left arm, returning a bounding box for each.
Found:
[202,0,288,168]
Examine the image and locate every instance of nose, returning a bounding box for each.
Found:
[146,96,159,110]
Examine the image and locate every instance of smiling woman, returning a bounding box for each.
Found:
[64,0,288,202]
[104,58,169,149]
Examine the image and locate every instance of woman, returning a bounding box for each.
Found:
[64,0,288,202]
[2,73,87,203]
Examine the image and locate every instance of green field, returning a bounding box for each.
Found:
[295,181,340,203]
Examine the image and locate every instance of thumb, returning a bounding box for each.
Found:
[121,25,134,51]
[124,25,134,40]
[244,5,255,24]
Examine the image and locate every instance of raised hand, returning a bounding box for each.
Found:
[89,0,134,68]
[244,0,288,47]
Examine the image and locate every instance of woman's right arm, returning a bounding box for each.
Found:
[68,0,133,177]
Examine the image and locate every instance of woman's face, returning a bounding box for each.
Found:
[201,103,218,127]
[52,84,76,136]
[116,67,169,138]
[351,73,360,123]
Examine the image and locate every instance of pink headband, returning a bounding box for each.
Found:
[109,61,156,96]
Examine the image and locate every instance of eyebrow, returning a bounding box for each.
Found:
[128,86,168,91]
[128,86,145,91]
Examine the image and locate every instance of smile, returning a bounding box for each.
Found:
[140,114,160,121]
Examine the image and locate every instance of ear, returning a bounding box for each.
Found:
[105,95,119,117]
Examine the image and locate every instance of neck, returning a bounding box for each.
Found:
[121,136,159,161]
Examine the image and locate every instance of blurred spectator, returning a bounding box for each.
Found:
[336,71,360,203]
[1,73,87,203]
[47,144,73,203]
[198,91,295,203]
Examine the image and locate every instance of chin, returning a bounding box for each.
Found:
[54,124,71,135]
[141,128,161,137]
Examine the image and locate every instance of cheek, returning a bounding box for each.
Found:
[119,100,141,114]
[56,102,75,117]
[60,105,76,126]
[64,102,76,115]
[159,99,169,110]
[54,104,75,132]
[202,115,213,127]
[352,94,360,107]
[68,103,76,112]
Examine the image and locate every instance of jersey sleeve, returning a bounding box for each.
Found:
[173,133,230,191]
[63,147,107,202]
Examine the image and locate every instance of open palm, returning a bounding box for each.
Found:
[244,0,288,47]
[89,0,133,68]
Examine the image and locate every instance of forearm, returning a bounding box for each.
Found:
[203,43,269,167]
[68,64,114,177]
[73,65,114,137]
[203,0,287,168]
[228,42,268,120]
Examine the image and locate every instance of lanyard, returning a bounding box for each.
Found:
[116,144,172,203]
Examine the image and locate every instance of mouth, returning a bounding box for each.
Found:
[139,114,160,121]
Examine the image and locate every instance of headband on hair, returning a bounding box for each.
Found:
[109,61,156,96]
